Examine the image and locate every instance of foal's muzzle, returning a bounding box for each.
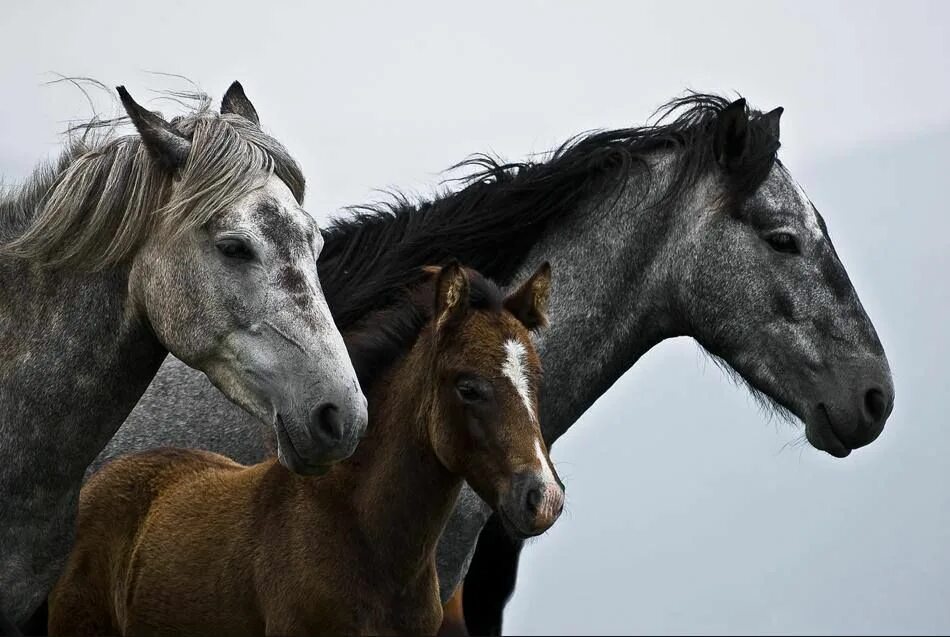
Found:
[500,471,565,538]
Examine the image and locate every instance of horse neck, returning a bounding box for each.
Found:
[520,152,693,445]
[0,257,167,490]
[332,337,460,580]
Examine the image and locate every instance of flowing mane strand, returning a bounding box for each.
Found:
[0,91,305,270]
[319,92,780,331]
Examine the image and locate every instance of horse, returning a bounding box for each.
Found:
[91,93,894,634]
[48,262,562,636]
[0,82,368,627]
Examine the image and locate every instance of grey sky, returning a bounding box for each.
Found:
[2,1,947,633]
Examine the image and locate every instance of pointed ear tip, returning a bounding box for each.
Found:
[116,86,141,115]
[720,98,748,122]
[438,260,466,288]
[534,262,552,284]
[226,80,245,94]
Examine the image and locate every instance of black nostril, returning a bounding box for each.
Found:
[311,404,343,443]
[864,388,888,423]
[526,487,542,514]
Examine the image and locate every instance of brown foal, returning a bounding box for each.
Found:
[49,262,564,636]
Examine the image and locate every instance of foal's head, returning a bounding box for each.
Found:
[424,262,563,537]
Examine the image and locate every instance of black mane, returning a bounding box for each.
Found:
[320,92,779,331]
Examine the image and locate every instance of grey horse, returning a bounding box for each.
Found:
[94,94,893,633]
[0,83,367,625]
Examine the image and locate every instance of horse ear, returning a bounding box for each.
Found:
[116,86,191,171]
[714,97,750,168]
[221,81,260,126]
[504,262,551,331]
[762,106,783,141]
[434,260,470,330]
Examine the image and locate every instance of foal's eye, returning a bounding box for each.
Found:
[766,232,799,255]
[456,378,487,403]
[216,237,255,261]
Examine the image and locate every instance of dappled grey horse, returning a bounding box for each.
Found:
[0,83,367,625]
[96,94,893,633]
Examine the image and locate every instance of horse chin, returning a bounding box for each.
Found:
[804,405,852,459]
[275,417,332,477]
[495,508,545,541]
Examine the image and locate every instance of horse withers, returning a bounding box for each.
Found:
[49,262,562,636]
[0,82,367,625]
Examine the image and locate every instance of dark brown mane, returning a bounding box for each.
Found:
[344,267,504,391]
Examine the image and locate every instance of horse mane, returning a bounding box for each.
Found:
[344,267,505,391]
[320,92,780,331]
[0,91,305,270]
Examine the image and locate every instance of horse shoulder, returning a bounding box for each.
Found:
[50,448,230,634]
[53,449,249,633]
[126,452,259,614]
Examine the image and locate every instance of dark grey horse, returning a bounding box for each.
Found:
[94,94,893,633]
[0,83,367,625]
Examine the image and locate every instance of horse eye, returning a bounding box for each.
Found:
[216,237,255,261]
[455,378,486,403]
[766,232,799,255]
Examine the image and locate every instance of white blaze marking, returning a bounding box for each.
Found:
[534,438,558,487]
[502,338,536,422]
[501,339,559,495]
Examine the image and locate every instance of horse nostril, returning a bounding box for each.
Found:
[526,487,542,514]
[311,404,343,443]
[863,387,889,424]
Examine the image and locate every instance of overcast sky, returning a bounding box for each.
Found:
[2,1,948,634]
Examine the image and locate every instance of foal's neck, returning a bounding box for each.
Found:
[336,338,460,582]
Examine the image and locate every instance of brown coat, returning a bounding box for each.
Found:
[49,263,562,636]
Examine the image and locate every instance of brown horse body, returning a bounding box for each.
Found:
[50,263,563,636]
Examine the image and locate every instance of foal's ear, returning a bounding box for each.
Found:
[117,86,191,172]
[434,260,470,330]
[761,106,784,141]
[504,262,551,331]
[714,97,750,169]
[221,81,260,126]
